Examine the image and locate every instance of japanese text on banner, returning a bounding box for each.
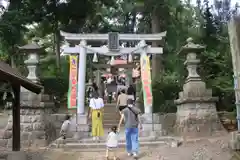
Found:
[140,54,153,109]
[68,55,78,109]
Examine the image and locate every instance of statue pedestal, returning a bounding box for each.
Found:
[174,80,225,138]
[20,89,56,147]
[69,114,90,140]
[1,88,56,148]
[140,113,163,137]
[0,90,56,148]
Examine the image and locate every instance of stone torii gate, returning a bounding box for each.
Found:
[60,31,166,125]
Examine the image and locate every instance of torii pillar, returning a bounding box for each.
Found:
[229,16,240,150]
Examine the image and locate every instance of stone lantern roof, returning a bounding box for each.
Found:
[178,38,205,55]
[18,40,43,54]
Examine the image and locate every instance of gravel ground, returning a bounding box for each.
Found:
[0,111,235,160]
[43,136,234,160]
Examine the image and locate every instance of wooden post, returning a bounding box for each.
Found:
[151,9,163,80]
[12,83,20,151]
[228,16,240,131]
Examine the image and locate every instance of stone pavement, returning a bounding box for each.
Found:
[43,136,234,160]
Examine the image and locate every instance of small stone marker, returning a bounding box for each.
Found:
[7,151,26,160]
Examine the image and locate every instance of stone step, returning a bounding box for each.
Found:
[103,113,120,119]
[103,124,120,128]
[103,112,119,115]
[61,136,160,143]
[104,112,117,115]
[104,109,118,113]
[103,121,119,125]
[104,105,117,108]
[103,113,119,117]
[103,119,119,123]
[104,103,117,106]
[50,136,179,150]
[59,141,166,150]
[103,114,120,119]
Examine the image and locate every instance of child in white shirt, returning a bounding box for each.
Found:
[60,115,71,139]
[106,126,119,160]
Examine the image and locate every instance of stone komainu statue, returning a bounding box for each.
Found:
[2,91,14,109]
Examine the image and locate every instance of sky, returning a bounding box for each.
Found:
[0,0,8,8]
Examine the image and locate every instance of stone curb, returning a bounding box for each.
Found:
[52,141,167,150]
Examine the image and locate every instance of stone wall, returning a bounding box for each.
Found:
[175,102,225,137]
[0,150,46,160]
[140,113,176,136]
[142,112,232,137]
[0,113,68,149]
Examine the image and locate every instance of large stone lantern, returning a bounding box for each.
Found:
[174,38,224,137]
[9,41,57,147]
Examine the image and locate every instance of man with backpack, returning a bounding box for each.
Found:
[117,99,142,159]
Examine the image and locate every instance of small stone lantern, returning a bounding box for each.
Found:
[174,38,224,137]
[18,40,43,83]
[2,86,14,109]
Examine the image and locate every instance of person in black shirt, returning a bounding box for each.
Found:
[127,84,136,101]
[92,82,99,92]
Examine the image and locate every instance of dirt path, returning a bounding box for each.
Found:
[43,136,233,160]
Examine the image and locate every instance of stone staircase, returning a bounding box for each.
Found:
[103,103,120,129]
[50,135,180,151]
[48,103,181,151]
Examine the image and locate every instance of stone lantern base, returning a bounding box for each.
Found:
[175,99,226,137]
[140,113,163,137]
[0,89,56,148]
[174,81,226,138]
[20,89,56,147]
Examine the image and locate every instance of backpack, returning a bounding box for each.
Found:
[127,107,138,122]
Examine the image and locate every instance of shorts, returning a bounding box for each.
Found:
[118,105,127,111]
[107,146,118,150]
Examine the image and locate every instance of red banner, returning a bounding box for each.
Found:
[68,55,78,109]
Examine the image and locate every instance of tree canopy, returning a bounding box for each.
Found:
[0,0,239,112]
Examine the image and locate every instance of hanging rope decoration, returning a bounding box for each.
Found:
[110,56,115,65]
[60,41,70,56]
[92,53,98,62]
[128,54,133,63]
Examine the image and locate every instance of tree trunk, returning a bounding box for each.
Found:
[10,56,16,68]
[54,29,61,72]
[151,9,164,80]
